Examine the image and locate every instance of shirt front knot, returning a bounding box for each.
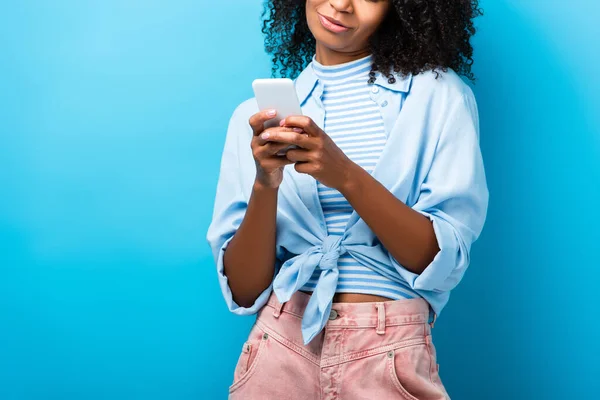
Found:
[319,235,343,271]
[271,234,348,345]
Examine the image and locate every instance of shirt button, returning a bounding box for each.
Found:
[329,309,338,320]
[371,86,379,94]
[381,100,388,107]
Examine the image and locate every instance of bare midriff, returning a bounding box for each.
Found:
[300,290,393,303]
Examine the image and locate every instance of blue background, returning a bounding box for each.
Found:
[1,1,598,399]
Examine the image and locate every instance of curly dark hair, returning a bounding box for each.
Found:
[261,0,483,83]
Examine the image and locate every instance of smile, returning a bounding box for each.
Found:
[317,14,350,33]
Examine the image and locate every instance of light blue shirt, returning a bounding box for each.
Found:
[206,59,489,345]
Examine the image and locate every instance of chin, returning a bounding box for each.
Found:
[312,29,352,52]
[319,37,349,52]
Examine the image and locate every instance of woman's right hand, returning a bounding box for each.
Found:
[249,109,301,189]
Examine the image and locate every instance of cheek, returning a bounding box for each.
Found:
[355,20,381,39]
[359,5,389,32]
[305,2,320,27]
[306,0,325,12]
[305,11,319,37]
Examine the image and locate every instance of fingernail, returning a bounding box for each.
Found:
[267,109,276,116]
[292,128,303,133]
[261,132,270,139]
[279,119,285,126]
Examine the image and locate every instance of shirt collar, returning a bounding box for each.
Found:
[294,58,413,105]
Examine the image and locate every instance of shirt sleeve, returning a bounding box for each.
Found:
[392,89,489,294]
[206,104,274,315]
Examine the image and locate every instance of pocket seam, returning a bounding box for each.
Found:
[256,320,320,366]
[387,348,421,400]
[229,333,268,394]
[232,342,251,383]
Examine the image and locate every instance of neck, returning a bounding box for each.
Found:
[314,43,371,66]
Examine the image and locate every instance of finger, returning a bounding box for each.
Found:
[258,129,315,149]
[294,161,314,175]
[279,115,321,137]
[264,142,298,157]
[285,149,312,163]
[249,109,277,136]
[260,157,295,171]
[254,141,299,160]
[255,127,306,146]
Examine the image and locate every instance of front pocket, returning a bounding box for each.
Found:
[387,348,421,400]
[387,340,450,400]
[229,331,269,393]
[232,341,253,383]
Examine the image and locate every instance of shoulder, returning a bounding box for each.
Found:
[409,68,476,105]
[405,68,478,124]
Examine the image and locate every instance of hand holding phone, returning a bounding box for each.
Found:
[252,78,303,156]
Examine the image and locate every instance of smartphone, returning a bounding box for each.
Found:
[252,78,303,155]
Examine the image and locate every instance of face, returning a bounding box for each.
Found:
[306,0,390,54]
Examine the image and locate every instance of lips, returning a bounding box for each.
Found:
[321,14,348,28]
[317,13,351,33]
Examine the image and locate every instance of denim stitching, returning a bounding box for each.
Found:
[320,337,426,368]
[255,320,320,366]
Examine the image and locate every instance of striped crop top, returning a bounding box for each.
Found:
[299,54,420,301]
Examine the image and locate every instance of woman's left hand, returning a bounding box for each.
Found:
[258,115,356,191]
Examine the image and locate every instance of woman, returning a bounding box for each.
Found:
[207,0,488,398]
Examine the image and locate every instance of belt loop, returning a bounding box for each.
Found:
[272,300,284,318]
[375,302,386,335]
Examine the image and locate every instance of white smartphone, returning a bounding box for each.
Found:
[252,78,303,155]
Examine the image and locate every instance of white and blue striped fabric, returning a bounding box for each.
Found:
[299,55,419,301]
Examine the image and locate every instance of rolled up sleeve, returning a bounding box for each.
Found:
[392,89,489,296]
[206,104,273,315]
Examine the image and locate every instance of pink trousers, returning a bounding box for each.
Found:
[228,291,450,400]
